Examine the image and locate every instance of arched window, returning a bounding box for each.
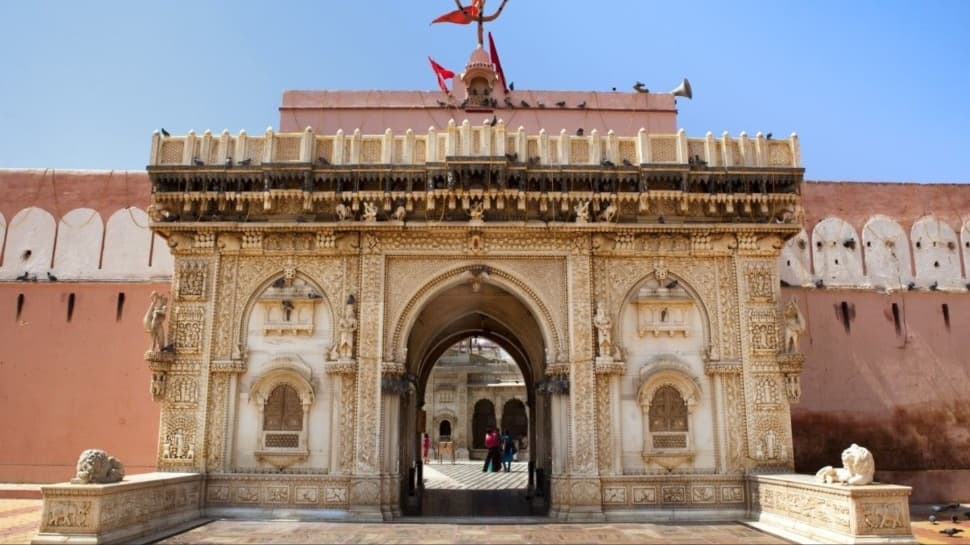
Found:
[249,357,315,468]
[637,363,701,469]
[264,385,303,432]
[649,385,687,432]
[439,420,452,439]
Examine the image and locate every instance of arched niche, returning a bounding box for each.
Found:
[438,419,452,439]
[471,399,496,449]
[248,355,315,470]
[636,358,703,471]
[911,215,962,290]
[233,271,335,473]
[52,208,103,280]
[616,274,713,473]
[812,217,865,287]
[862,215,912,291]
[778,228,813,287]
[0,207,56,280]
[100,207,152,279]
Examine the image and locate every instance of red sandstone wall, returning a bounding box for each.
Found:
[802,181,970,235]
[787,287,970,501]
[0,282,164,483]
[0,169,150,222]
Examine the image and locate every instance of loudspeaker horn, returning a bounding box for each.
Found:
[671,78,693,100]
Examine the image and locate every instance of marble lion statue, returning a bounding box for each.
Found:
[815,443,875,486]
[71,449,125,484]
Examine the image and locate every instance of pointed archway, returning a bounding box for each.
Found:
[397,278,552,517]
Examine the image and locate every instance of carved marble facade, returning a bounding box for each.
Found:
[145,125,804,521]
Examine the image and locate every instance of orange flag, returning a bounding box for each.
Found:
[428,57,456,94]
[431,4,479,25]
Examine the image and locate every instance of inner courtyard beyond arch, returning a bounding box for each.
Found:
[399,274,551,515]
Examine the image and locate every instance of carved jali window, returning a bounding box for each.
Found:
[264,385,303,432]
[638,364,700,467]
[249,357,315,468]
[649,385,688,433]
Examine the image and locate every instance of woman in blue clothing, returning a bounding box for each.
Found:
[500,429,516,472]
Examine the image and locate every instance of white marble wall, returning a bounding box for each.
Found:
[0,206,173,281]
[233,278,335,471]
[778,214,970,291]
[616,278,713,473]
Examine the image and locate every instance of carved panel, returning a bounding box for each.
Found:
[173,305,205,353]
[744,262,775,302]
[748,308,778,354]
[176,260,208,301]
[631,486,657,504]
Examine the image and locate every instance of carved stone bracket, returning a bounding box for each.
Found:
[704,359,743,376]
[145,351,175,401]
[325,359,358,375]
[593,357,625,376]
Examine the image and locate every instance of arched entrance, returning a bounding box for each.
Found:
[397,277,552,517]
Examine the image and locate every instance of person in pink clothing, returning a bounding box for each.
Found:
[422,433,431,464]
[482,428,500,472]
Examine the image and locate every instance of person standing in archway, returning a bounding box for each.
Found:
[482,428,500,472]
[501,429,515,472]
[422,433,431,464]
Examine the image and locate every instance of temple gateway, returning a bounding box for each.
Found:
[28,8,919,544]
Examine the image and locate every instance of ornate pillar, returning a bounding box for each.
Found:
[349,248,384,520]
[738,257,795,472]
[561,247,605,521]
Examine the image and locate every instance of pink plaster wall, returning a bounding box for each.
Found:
[279,90,678,135]
[787,287,970,501]
[0,283,163,483]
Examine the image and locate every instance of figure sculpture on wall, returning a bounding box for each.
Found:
[782,297,805,354]
[593,301,613,358]
[336,202,351,221]
[574,200,590,224]
[333,296,358,361]
[362,202,378,222]
[816,443,875,485]
[598,202,617,223]
[469,201,485,223]
[392,205,407,222]
[144,291,168,352]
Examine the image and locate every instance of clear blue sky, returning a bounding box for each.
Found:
[1,1,968,183]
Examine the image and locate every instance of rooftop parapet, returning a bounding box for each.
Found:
[150,123,800,170]
[147,125,802,228]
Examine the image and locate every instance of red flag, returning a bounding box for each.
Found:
[488,32,508,93]
[431,5,479,25]
[428,56,455,94]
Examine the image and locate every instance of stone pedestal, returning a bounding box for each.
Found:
[747,474,915,544]
[32,472,202,545]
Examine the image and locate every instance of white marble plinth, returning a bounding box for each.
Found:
[746,473,915,544]
[32,472,202,544]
